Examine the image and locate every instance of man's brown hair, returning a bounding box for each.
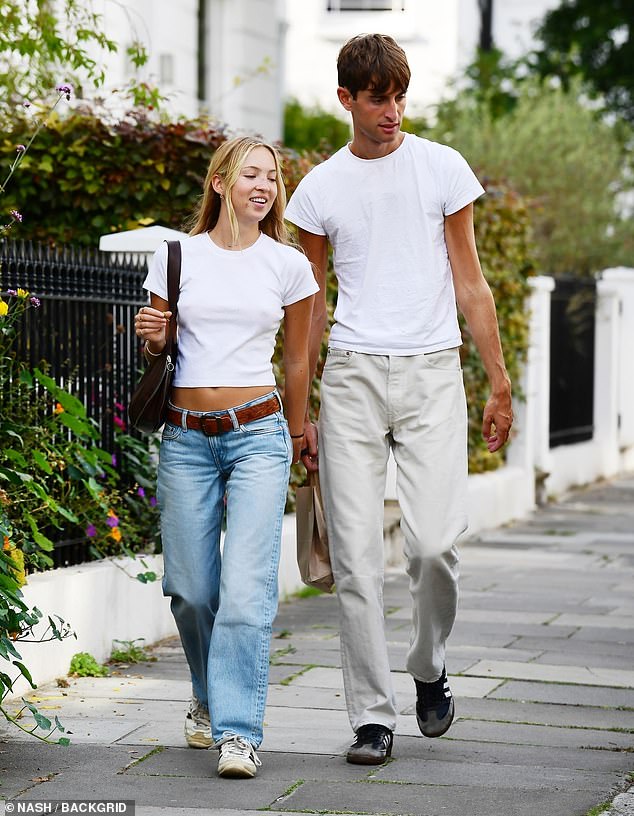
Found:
[337,34,410,99]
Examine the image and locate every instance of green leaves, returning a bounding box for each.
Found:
[1,108,225,247]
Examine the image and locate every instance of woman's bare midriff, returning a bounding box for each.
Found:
[171,385,275,412]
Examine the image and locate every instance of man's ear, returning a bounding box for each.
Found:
[337,86,354,112]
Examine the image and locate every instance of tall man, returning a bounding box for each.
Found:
[285,34,513,765]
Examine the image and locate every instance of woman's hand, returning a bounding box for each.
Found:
[291,435,305,465]
[134,306,172,349]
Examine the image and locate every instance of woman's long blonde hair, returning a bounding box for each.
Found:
[188,137,291,246]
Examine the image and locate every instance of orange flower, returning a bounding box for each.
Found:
[109,527,122,542]
[54,403,64,414]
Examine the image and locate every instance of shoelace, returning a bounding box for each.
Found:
[218,735,262,767]
[188,698,210,727]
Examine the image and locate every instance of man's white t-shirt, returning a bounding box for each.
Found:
[285,132,485,355]
[143,232,318,387]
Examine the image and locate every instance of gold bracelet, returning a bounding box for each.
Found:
[144,341,163,357]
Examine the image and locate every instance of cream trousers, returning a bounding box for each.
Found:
[319,348,467,732]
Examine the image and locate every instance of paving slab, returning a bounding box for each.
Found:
[434,696,634,731]
[392,734,634,772]
[509,635,633,659]
[127,747,374,782]
[488,679,634,708]
[446,719,634,750]
[278,778,604,816]
[466,659,634,688]
[373,757,625,791]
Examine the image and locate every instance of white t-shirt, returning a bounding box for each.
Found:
[143,232,318,387]
[285,132,485,355]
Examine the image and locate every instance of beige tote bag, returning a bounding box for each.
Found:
[295,471,334,593]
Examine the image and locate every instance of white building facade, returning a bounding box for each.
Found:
[91,0,287,141]
[284,0,561,119]
[89,0,560,139]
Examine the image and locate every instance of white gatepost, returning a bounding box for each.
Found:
[99,224,188,266]
[594,275,622,478]
[598,268,634,473]
[506,276,554,503]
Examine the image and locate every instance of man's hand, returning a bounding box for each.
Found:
[482,391,513,452]
[301,421,319,472]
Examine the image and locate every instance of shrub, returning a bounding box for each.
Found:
[430,80,631,276]
[0,291,158,572]
[284,98,350,152]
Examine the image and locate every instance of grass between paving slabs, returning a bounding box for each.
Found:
[124,745,165,771]
[267,778,306,806]
[270,644,297,665]
[279,664,318,686]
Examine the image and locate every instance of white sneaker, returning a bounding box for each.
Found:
[216,733,262,779]
[184,696,213,749]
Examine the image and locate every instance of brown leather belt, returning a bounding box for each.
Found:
[166,395,280,436]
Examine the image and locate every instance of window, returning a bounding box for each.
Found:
[327,1,406,11]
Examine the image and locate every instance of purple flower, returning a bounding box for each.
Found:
[106,515,119,528]
[10,210,23,223]
[29,296,41,307]
[16,144,26,153]
[137,487,146,498]
[85,524,97,538]
[7,289,16,296]
[56,83,73,100]
[149,496,158,507]
[111,454,117,467]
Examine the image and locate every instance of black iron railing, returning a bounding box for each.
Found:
[1,239,148,452]
[549,276,597,448]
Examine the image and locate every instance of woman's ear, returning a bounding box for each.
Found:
[211,174,225,198]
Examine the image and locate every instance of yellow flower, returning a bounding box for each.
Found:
[0,300,8,316]
[109,527,122,542]
[16,288,29,299]
[3,537,26,587]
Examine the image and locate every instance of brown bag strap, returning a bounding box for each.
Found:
[165,240,181,346]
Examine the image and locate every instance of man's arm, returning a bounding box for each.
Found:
[297,227,330,470]
[445,203,513,452]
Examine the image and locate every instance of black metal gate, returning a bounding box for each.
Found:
[549,276,597,448]
[0,239,147,453]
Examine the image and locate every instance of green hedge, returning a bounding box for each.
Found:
[1,108,533,473]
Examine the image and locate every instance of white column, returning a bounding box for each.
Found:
[508,276,554,501]
[598,268,634,471]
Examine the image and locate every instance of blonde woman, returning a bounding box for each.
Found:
[134,137,317,778]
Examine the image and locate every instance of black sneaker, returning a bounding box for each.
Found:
[346,724,393,765]
[415,666,454,738]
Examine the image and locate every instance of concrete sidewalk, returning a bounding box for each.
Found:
[1,475,633,816]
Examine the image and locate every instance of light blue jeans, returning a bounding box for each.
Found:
[157,391,290,747]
